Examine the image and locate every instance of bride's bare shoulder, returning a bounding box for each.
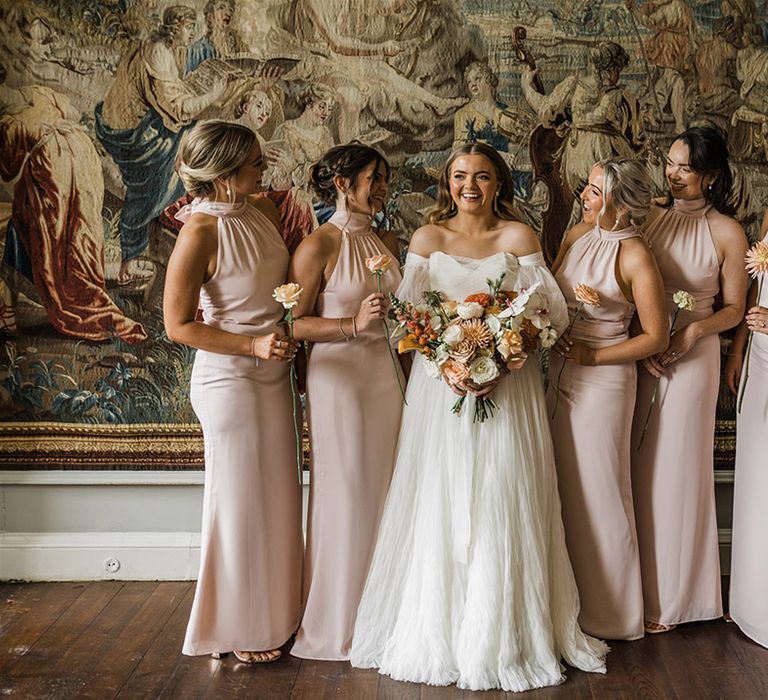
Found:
[498,220,542,257]
[408,223,446,257]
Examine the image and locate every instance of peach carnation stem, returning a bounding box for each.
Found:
[375,272,407,404]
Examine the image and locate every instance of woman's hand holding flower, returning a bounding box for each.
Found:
[659,322,700,365]
[745,305,768,334]
[251,332,299,361]
[557,338,595,366]
[355,292,387,331]
[641,355,665,378]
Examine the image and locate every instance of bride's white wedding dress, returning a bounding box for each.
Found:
[350,251,609,692]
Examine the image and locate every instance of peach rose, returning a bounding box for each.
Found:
[573,284,600,307]
[497,328,524,361]
[441,358,470,385]
[365,255,391,273]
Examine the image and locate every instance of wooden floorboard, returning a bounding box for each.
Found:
[1,583,768,699]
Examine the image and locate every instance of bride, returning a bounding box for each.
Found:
[349,143,608,691]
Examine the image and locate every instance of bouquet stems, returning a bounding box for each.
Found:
[737,275,764,414]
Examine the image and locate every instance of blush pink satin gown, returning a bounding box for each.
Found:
[730,230,768,648]
[631,198,723,626]
[179,198,303,656]
[548,224,644,640]
[291,210,404,661]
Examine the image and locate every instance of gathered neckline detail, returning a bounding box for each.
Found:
[593,224,639,241]
[175,197,249,222]
[328,210,377,236]
[671,197,711,217]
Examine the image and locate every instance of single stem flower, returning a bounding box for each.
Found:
[366,257,407,404]
[637,289,696,449]
[551,284,601,419]
[273,284,304,481]
[736,279,761,414]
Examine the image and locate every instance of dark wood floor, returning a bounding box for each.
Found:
[1,582,767,699]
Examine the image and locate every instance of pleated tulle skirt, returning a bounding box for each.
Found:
[350,356,608,692]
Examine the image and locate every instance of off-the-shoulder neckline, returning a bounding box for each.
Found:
[405,250,543,264]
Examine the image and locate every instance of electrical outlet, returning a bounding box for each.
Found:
[104,557,121,574]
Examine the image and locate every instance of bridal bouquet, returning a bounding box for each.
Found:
[389,274,558,422]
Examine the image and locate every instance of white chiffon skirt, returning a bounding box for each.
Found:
[350,356,608,692]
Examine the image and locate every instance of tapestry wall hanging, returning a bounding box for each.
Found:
[0,0,762,467]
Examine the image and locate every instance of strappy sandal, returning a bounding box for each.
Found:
[644,620,677,634]
[233,649,281,664]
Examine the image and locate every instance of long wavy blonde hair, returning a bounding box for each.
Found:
[428,143,520,224]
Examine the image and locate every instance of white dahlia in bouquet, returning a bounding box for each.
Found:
[389,274,558,422]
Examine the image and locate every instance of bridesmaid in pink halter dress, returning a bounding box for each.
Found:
[725,213,768,649]
[289,144,404,660]
[548,158,668,640]
[164,121,303,663]
[631,128,748,634]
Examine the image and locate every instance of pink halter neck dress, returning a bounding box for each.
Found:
[548,223,645,640]
[177,197,303,655]
[631,198,723,626]
[291,210,404,661]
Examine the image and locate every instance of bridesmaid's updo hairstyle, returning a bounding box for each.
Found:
[430,142,519,224]
[596,157,652,229]
[668,126,736,215]
[309,142,390,206]
[176,119,257,199]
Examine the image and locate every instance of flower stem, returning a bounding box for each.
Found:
[550,302,582,419]
[287,314,302,482]
[737,275,763,414]
[637,307,682,450]
[377,274,407,405]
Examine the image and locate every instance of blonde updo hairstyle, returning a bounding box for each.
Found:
[595,157,652,230]
[176,119,257,199]
[429,142,519,224]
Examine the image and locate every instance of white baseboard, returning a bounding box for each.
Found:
[0,470,731,581]
[0,531,201,581]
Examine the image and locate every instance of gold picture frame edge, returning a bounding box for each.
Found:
[0,422,204,469]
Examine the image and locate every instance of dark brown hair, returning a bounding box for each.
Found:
[429,142,519,224]
[664,126,736,215]
[309,142,390,206]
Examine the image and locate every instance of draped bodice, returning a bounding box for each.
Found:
[556,225,640,344]
[644,198,720,325]
[175,197,289,336]
[315,210,402,342]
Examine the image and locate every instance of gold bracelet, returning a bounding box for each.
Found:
[339,317,350,341]
[351,315,358,338]
[250,336,257,357]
